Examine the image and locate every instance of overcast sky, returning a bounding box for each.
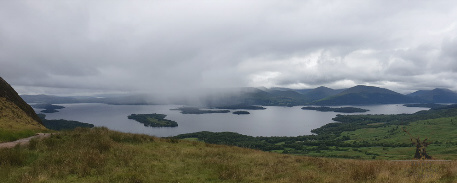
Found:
[1,0,457,96]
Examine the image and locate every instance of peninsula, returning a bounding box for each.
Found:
[301,106,369,113]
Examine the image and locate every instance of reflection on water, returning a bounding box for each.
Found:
[41,104,427,137]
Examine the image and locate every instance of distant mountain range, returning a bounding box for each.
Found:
[21,94,154,105]
[21,85,457,106]
[407,88,457,103]
[303,86,345,102]
[312,85,419,105]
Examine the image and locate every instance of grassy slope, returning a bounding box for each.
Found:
[0,98,48,142]
[1,127,456,183]
[341,116,457,160]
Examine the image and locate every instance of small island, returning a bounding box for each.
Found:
[128,113,178,127]
[233,111,250,115]
[216,104,266,110]
[403,103,445,109]
[171,107,230,114]
[32,103,65,113]
[301,106,369,113]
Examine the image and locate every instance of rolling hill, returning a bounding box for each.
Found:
[301,86,344,102]
[313,85,420,105]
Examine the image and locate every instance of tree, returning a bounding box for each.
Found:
[402,127,432,159]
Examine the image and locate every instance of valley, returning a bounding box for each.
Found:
[2,77,457,182]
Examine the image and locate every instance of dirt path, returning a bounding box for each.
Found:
[0,133,52,149]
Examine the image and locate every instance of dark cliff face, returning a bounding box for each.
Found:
[0,77,42,124]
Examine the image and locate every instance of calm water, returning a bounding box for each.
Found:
[40,104,427,137]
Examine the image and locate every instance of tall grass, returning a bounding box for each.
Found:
[0,127,455,182]
[0,129,38,142]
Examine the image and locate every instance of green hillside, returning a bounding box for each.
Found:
[0,98,47,142]
[341,116,457,160]
[0,77,95,142]
[1,127,456,182]
[0,77,48,142]
[0,77,43,124]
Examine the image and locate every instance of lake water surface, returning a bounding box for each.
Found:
[41,104,428,137]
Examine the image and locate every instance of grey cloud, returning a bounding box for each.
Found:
[440,37,457,71]
[1,0,457,97]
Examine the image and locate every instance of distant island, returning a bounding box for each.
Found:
[32,104,65,113]
[403,103,445,109]
[301,106,369,113]
[128,113,178,127]
[216,104,266,110]
[233,111,250,115]
[38,114,94,130]
[171,107,230,114]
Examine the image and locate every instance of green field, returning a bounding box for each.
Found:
[341,117,457,160]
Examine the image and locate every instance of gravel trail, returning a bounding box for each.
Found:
[0,133,51,149]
